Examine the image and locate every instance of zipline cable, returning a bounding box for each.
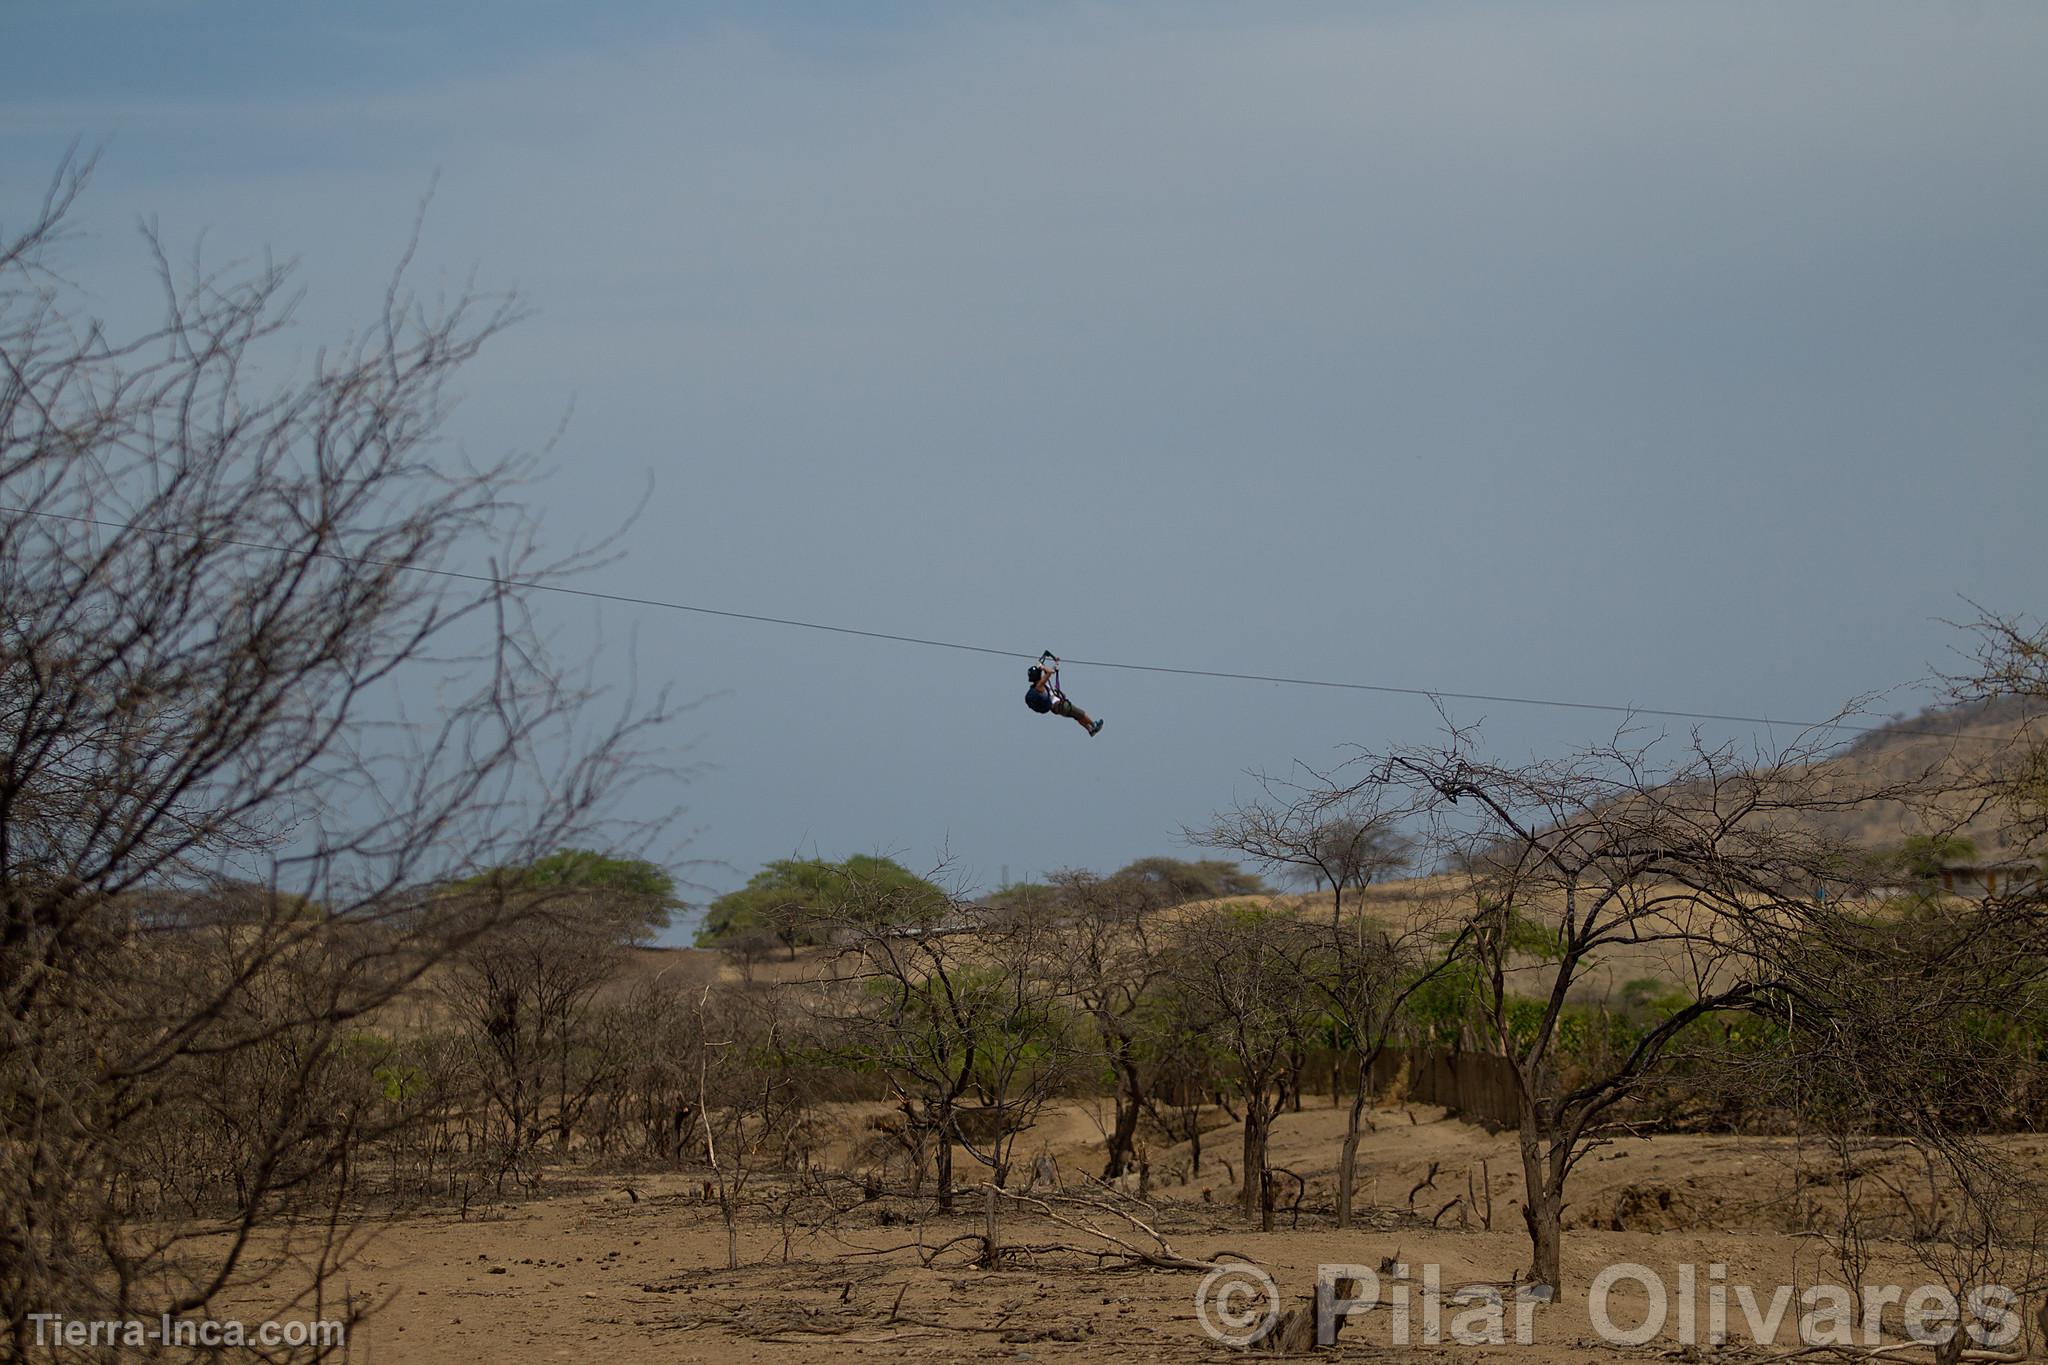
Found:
[1,504,2001,743]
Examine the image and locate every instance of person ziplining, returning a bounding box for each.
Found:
[1024,650,1104,736]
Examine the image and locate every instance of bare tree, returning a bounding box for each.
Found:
[1761,883,2048,1362]
[1167,904,1329,1228]
[1045,870,1167,1181]
[437,888,643,1186]
[684,980,818,1271]
[1312,896,1466,1228]
[1327,718,1883,1289]
[1737,615,2048,1358]
[1193,780,1455,1227]
[1191,779,1411,922]
[1946,607,2048,847]
[956,912,1084,1193]
[0,156,668,1358]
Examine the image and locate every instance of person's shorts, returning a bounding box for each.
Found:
[1025,688,1053,714]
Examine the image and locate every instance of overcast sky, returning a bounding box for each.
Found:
[6,1,2045,938]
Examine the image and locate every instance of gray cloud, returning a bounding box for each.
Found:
[6,2,2045,929]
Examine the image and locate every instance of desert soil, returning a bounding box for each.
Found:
[221,1099,2048,1363]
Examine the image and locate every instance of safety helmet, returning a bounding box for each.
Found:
[1026,665,1044,683]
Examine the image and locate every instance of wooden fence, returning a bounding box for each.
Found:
[1366,1046,1530,1128]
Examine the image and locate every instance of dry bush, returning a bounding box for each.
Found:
[437,891,641,1188]
[680,981,825,1268]
[1,156,668,1359]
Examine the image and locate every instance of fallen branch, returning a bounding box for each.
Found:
[1766,1343,2025,1364]
[986,1185,1234,1272]
[757,1331,937,1344]
[817,1234,985,1267]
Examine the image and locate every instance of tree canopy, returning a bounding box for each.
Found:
[696,855,947,953]
[1107,856,1267,905]
[456,848,680,942]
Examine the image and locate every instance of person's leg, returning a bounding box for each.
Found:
[1053,697,1096,732]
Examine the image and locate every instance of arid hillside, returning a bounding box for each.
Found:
[1796,696,2044,856]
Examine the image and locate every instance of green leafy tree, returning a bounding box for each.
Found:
[696,855,946,955]
[459,848,680,941]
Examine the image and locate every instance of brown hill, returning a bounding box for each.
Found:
[1799,695,2045,858]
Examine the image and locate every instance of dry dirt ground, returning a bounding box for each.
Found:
[227,1100,2048,1364]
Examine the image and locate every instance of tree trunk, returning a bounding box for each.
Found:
[1239,1101,1271,1215]
[1335,1082,1370,1229]
[1518,1124,1563,1290]
[1103,1092,1143,1180]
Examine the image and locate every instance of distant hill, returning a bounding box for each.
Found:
[1800,696,2046,858]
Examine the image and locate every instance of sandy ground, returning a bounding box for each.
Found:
[220,1100,2048,1364]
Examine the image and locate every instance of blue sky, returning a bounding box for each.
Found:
[7,2,2046,937]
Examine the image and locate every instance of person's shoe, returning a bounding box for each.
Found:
[1089,719,1105,736]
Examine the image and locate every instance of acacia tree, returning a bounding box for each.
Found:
[1192,782,1456,1226]
[697,854,946,956]
[1168,904,1330,1227]
[1191,782,1411,922]
[1044,869,1168,1181]
[466,848,682,938]
[1108,856,1268,904]
[0,158,666,1357]
[1331,720,1882,1289]
[816,879,1078,1263]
